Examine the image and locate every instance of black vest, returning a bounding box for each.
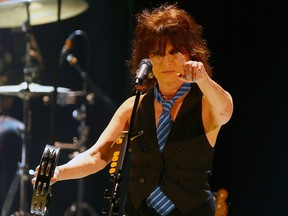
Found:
[127,84,214,214]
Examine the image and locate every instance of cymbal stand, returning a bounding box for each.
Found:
[18,2,35,214]
[1,51,34,216]
[1,2,37,215]
[55,104,97,216]
[22,5,38,85]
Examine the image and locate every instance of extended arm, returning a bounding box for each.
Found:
[32,96,135,184]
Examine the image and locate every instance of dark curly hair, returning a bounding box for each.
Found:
[127,3,212,91]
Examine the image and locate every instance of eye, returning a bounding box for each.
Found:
[169,49,178,55]
[150,51,160,57]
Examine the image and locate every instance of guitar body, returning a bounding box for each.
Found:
[30,144,60,216]
[215,188,229,216]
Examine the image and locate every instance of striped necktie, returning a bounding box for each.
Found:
[146,82,191,216]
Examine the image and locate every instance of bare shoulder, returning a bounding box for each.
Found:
[110,94,145,125]
[117,95,138,115]
[119,94,145,111]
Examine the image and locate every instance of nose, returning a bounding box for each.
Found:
[163,55,173,66]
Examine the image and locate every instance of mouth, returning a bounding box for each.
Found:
[161,70,176,74]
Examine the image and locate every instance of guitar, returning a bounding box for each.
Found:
[214,188,229,216]
[30,144,60,216]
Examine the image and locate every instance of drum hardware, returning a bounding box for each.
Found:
[54,104,98,216]
[42,91,95,107]
[52,29,98,215]
[0,1,87,215]
[59,29,115,111]
[0,82,70,99]
[0,116,25,215]
[60,30,91,97]
[64,52,116,111]
[1,2,42,214]
[1,91,33,216]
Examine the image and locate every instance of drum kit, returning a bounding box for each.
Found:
[0,0,102,216]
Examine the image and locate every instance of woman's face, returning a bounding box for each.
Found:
[149,40,189,85]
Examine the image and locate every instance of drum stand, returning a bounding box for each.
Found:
[1,3,38,215]
[1,91,34,216]
[55,104,97,216]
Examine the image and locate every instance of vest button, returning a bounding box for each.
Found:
[177,147,182,152]
[128,147,132,152]
[139,178,145,183]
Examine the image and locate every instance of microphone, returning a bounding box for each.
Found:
[66,54,86,78]
[59,33,75,65]
[134,59,153,86]
[59,30,87,65]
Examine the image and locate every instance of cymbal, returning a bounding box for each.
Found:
[0,0,89,28]
[0,82,70,99]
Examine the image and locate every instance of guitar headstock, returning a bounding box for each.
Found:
[214,188,229,216]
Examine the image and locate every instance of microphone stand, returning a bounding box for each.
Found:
[60,29,116,111]
[66,54,116,112]
[103,87,142,216]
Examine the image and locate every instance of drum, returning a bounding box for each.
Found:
[0,115,24,212]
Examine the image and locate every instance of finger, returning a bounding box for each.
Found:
[191,61,204,82]
[184,61,197,82]
[191,61,198,75]
[50,166,60,184]
[176,72,194,83]
[50,176,57,185]
[176,52,185,67]
[176,52,187,75]
[182,60,192,75]
[34,172,38,178]
[176,60,195,82]
[31,177,36,185]
[196,62,203,74]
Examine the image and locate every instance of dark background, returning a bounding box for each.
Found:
[0,0,287,216]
